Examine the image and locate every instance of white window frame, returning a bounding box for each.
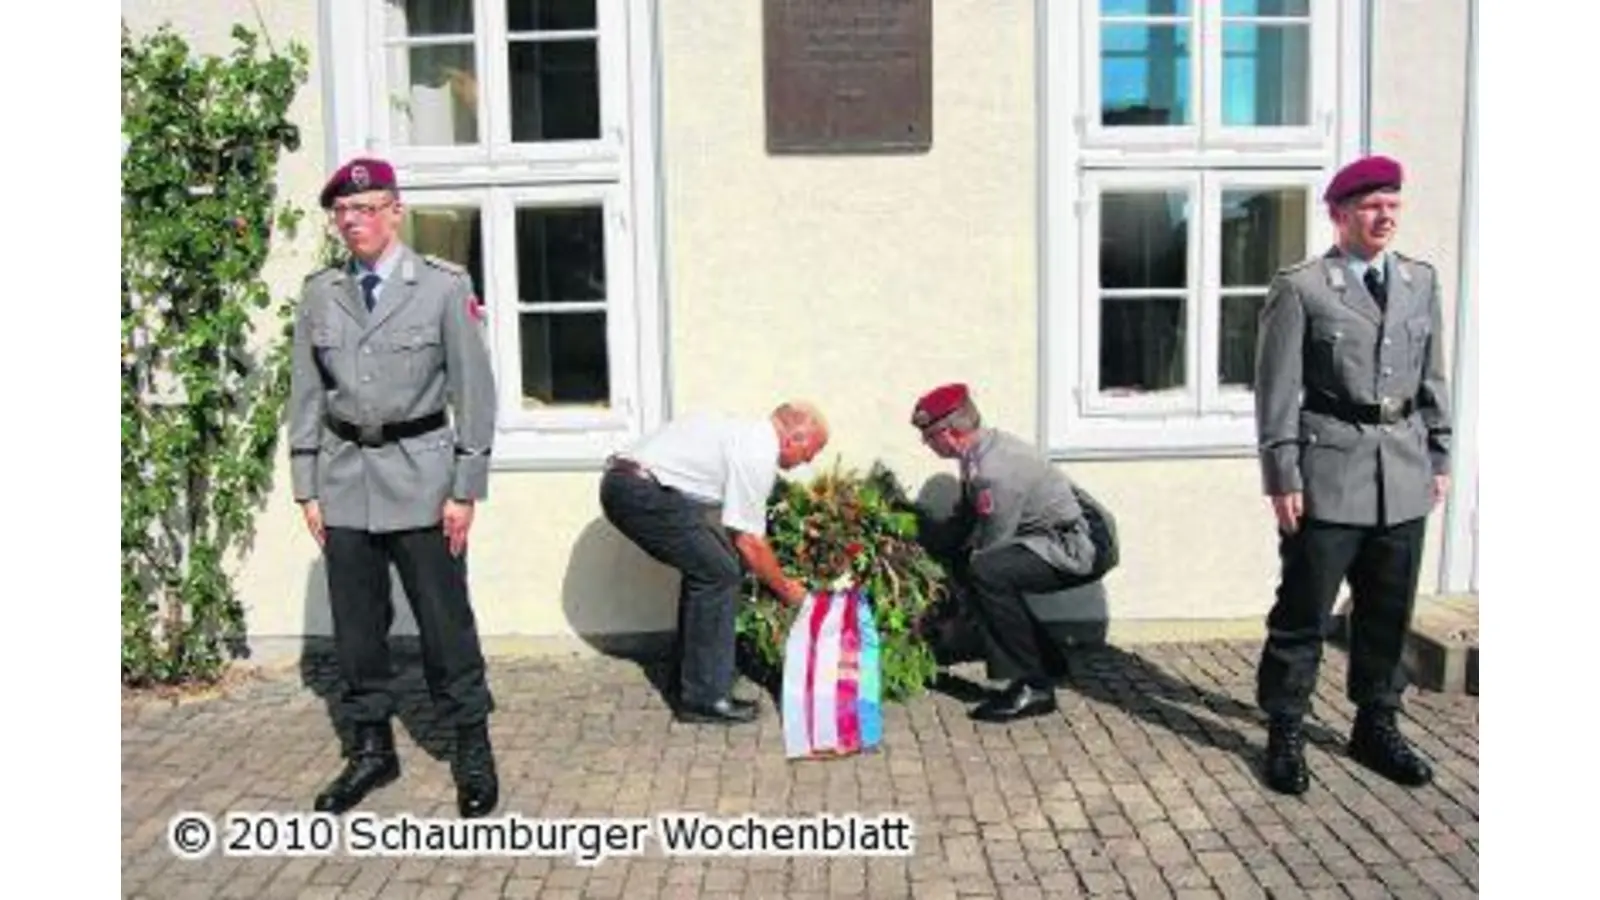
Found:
[323,0,665,468]
[1079,169,1202,419]
[1042,0,1364,458]
[1079,0,1337,162]
[1200,169,1330,417]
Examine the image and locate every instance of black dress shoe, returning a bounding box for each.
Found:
[1348,706,1433,787]
[970,681,1057,723]
[1262,715,1310,796]
[315,723,400,814]
[453,723,499,818]
[675,696,760,725]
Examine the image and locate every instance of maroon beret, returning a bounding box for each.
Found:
[320,157,398,209]
[1323,155,1403,205]
[911,383,971,430]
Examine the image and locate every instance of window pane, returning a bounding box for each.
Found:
[516,206,605,305]
[1101,25,1190,126]
[1222,25,1310,126]
[1100,190,1189,289]
[1101,0,1189,14]
[402,206,484,295]
[1100,298,1186,393]
[1220,293,1266,388]
[520,313,609,407]
[510,40,601,141]
[1221,187,1307,286]
[1223,0,1309,17]
[509,0,596,32]
[386,0,473,37]
[388,44,479,145]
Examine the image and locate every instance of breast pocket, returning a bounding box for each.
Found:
[386,323,443,382]
[1406,315,1431,354]
[1308,318,1354,385]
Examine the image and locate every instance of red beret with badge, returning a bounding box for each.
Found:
[320,157,399,209]
[911,382,971,430]
[1323,154,1403,206]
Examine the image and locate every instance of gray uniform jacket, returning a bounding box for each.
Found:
[963,428,1098,577]
[1254,247,1452,527]
[288,245,497,532]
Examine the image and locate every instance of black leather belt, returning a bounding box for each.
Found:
[327,411,446,447]
[1302,393,1415,426]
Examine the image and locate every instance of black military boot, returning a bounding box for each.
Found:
[453,723,499,818]
[970,680,1057,723]
[1348,706,1433,787]
[314,722,400,814]
[1262,715,1310,796]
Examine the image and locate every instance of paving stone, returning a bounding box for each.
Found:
[121,643,1478,898]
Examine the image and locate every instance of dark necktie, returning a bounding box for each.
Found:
[1363,267,1386,311]
[360,273,381,312]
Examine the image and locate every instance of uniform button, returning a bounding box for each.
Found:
[363,346,372,355]
[361,375,372,383]
[1383,367,1393,376]
[1383,338,1392,346]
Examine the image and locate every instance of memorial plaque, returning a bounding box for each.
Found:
[764,0,932,154]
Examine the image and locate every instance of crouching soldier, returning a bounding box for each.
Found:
[910,383,1115,722]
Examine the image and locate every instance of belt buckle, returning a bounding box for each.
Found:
[1378,397,1402,425]
[358,422,384,447]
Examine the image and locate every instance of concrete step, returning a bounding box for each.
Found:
[1329,593,1478,695]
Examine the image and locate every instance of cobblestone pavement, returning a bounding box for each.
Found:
[122,640,1478,898]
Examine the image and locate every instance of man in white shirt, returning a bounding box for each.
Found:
[599,402,829,724]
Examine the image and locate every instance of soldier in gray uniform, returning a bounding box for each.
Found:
[910,383,1111,723]
[1253,155,1452,795]
[289,157,500,817]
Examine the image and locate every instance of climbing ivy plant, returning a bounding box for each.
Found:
[121,22,310,685]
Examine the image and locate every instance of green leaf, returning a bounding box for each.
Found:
[122,21,307,687]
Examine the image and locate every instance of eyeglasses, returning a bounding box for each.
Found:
[329,200,395,219]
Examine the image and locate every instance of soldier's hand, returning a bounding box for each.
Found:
[1432,475,1451,508]
[443,499,476,557]
[300,500,325,547]
[1270,492,1304,535]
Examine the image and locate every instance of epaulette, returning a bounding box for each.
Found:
[1392,250,1436,274]
[1276,257,1320,276]
[422,254,467,276]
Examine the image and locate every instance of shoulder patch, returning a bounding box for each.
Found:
[422,254,467,276]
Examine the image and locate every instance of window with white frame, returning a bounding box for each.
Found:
[1043,0,1363,455]
[325,0,664,466]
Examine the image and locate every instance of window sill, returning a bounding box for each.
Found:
[487,426,636,472]
[1045,414,1260,461]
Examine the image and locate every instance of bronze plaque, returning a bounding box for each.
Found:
[764,0,932,154]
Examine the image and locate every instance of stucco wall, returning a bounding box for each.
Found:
[660,0,1039,472]
[121,1,1473,655]
[1369,0,1471,597]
